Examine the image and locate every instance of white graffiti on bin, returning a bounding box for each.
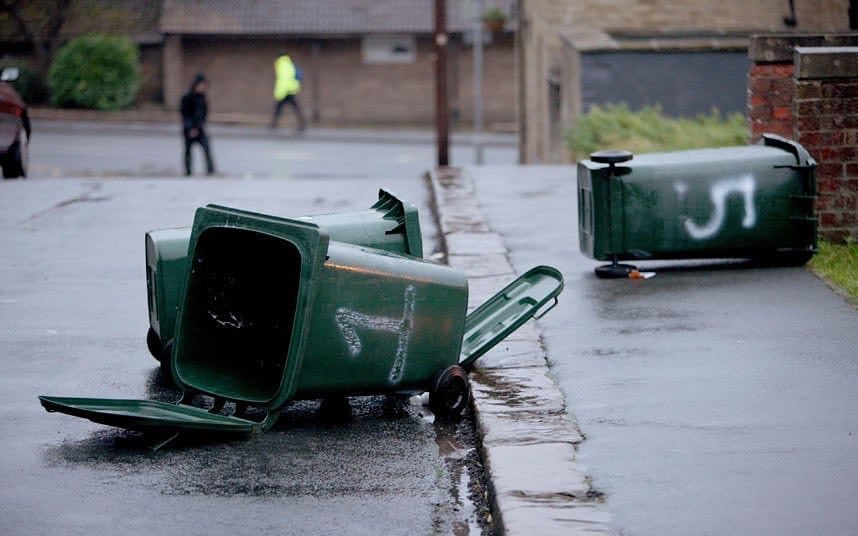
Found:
[335,284,416,384]
[676,174,757,240]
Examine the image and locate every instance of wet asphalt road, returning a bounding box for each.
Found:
[469,165,858,535]
[0,125,515,535]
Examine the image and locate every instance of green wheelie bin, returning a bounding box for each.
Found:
[145,189,423,369]
[40,205,563,444]
[577,134,818,278]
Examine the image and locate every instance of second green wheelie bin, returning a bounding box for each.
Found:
[145,189,423,365]
[40,205,564,442]
[577,134,817,277]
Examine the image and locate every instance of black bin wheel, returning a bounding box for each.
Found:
[590,149,633,165]
[159,339,175,385]
[595,263,638,279]
[429,365,471,419]
[146,327,162,361]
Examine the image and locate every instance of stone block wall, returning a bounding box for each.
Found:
[747,35,858,242]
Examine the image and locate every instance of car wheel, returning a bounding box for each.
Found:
[2,129,27,179]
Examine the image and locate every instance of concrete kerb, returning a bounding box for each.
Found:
[29,110,518,148]
[427,167,617,535]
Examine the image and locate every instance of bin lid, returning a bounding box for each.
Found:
[459,266,564,369]
[39,396,258,434]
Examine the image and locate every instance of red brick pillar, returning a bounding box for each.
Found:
[748,63,795,141]
[748,35,858,242]
[748,34,858,143]
[794,46,858,242]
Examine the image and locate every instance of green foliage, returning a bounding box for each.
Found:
[566,103,747,161]
[481,7,507,23]
[47,34,139,110]
[810,238,858,303]
[0,61,47,104]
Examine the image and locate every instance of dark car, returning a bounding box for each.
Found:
[0,67,30,179]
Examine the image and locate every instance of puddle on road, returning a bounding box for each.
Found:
[41,367,496,534]
[431,409,495,535]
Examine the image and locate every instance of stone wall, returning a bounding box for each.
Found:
[555,0,848,34]
[748,35,858,242]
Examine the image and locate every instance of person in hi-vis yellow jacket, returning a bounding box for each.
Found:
[270,53,306,132]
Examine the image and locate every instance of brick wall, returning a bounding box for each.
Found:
[749,63,795,140]
[747,35,858,242]
[167,35,515,127]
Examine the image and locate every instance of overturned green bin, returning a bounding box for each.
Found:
[578,134,818,278]
[40,205,563,440]
[145,189,423,367]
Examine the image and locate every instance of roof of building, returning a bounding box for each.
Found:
[160,0,514,35]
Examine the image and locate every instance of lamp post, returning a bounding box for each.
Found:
[434,0,449,167]
[472,0,484,165]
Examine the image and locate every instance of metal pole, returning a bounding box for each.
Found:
[434,0,449,167]
[472,0,484,164]
[311,40,321,123]
[516,0,527,164]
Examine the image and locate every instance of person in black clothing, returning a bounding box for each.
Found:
[180,73,215,176]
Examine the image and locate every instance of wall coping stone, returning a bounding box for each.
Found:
[795,46,858,79]
[749,33,858,63]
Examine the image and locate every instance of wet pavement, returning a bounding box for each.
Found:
[429,168,612,535]
[0,123,515,535]
[466,165,858,536]
[28,119,516,179]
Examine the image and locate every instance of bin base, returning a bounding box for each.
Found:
[595,263,638,279]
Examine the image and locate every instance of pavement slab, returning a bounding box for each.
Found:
[446,253,515,279]
[428,168,617,536]
[475,339,547,370]
[445,232,509,256]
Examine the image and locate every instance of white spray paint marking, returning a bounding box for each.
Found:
[335,284,416,384]
[681,174,757,240]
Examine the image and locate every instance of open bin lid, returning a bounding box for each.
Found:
[459,266,564,369]
[39,396,257,434]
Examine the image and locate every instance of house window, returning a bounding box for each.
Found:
[362,35,417,64]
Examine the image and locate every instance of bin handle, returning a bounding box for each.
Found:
[534,297,559,319]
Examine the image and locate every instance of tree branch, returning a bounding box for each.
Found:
[0,0,39,47]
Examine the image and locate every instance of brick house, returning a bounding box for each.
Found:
[160,0,518,127]
[518,0,854,162]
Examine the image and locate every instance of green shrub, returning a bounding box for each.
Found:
[566,103,747,161]
[0,61,48,104]
[48,34,139,110]
[482,7,507,23]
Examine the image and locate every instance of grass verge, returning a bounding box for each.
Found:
[809,240,858,305]
[566,103,747,161]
